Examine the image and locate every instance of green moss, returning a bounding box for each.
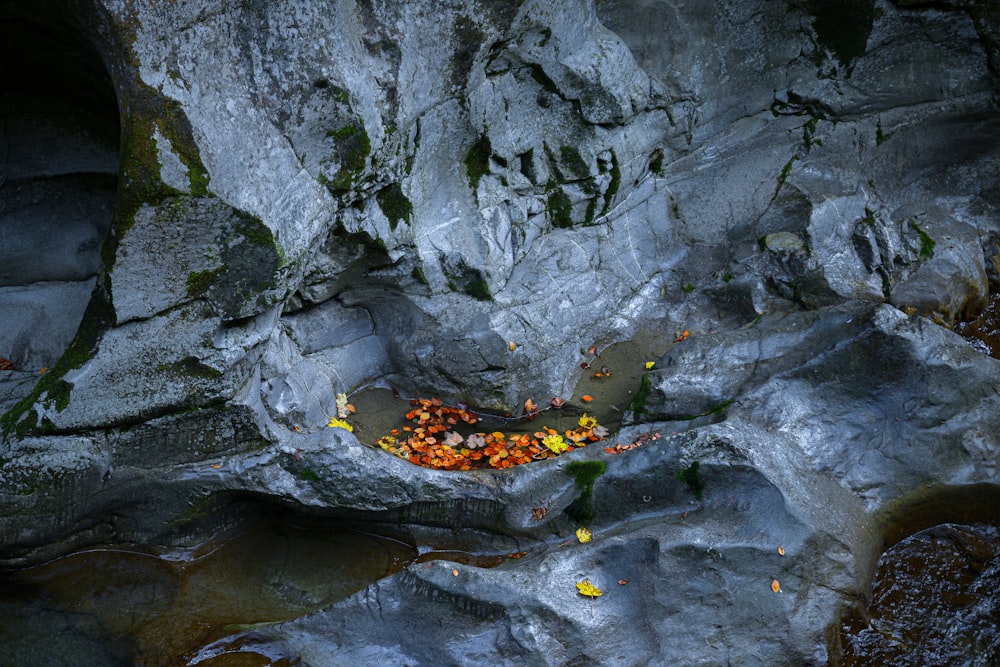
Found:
[299,468,320,482]
[676,461,704,499]
[187,268,221,298]
[876,118,890,146]
[910,220,935,258]
[464,134,492,191]
[778,156,797,188]
[324,122,371,195]
[627,372,653,419]
[802,117,820,149]
[564,460,607,523]
[412,264,429,286]
[559,145,589,179]
[463,278,493,302]
[1,287,115,438]
[682,283,696,294]
[546,184,574,229]
[376,183,412,231]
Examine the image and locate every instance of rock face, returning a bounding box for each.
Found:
[2,0,1000,663]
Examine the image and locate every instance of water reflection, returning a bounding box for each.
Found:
[839,523,1000,666]
[0,519,417,666]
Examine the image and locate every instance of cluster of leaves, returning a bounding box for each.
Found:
[373,397,608,470]
[604,430,661,455]
[0,357,13,371]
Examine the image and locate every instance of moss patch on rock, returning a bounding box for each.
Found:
[376,183,413,231]
[1,287,115,438]
[464,134,492,191]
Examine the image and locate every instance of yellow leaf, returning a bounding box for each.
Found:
[576,527,592,543]
[327,417,354,432]
[576,578,603,598]
[542,433,568,454]
[644,361,655,370]
[777,545,785,556]
[509,340,517,352]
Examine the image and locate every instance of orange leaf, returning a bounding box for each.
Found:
[551,397,565,409]
[770,579,781,593]
[581,395,594,402]
[674,330,689,342]
[777,546,785,556]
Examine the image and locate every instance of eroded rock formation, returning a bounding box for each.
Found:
[2,0,1000,663]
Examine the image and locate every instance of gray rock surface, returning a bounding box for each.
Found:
[2,0,1000,664]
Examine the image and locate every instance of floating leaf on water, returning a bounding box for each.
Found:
[645,361,656,370]
[576,578,603,598]
[551,397,565,409]
[581,395,594,402]
[576,527,592,543]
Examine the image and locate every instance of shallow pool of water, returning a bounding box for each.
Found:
[0,518,418,665]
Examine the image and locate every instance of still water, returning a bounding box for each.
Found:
[0,518,417,666]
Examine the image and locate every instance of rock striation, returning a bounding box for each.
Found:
[1,0,1000,663]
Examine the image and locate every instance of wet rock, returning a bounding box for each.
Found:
[2,0,1000,663]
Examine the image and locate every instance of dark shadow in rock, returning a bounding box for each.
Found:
[0,0,119,411]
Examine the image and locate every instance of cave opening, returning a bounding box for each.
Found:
[0,1,120,412]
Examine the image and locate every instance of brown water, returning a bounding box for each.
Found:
[0,518,418,666]
[838,523,1000,666]
[954,292,1000,358]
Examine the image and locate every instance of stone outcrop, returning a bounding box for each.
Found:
[2,0,1000,663]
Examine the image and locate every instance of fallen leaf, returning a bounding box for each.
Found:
[777,546,785,556]
[452,568,459,577]
[509,340,517,352]
[618,579,629,586]
[674,330,689,342]
[644,361,656,370]
[588,345,598,356]
[770,578,781,593]
[293,425,301,432]
[576,527,592,543]
[327,417,354,432]
[576,578,603,598]
[551,397,565,409]
[581,395,594,402]
[210,463,221,469]
[38,366,49,374]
